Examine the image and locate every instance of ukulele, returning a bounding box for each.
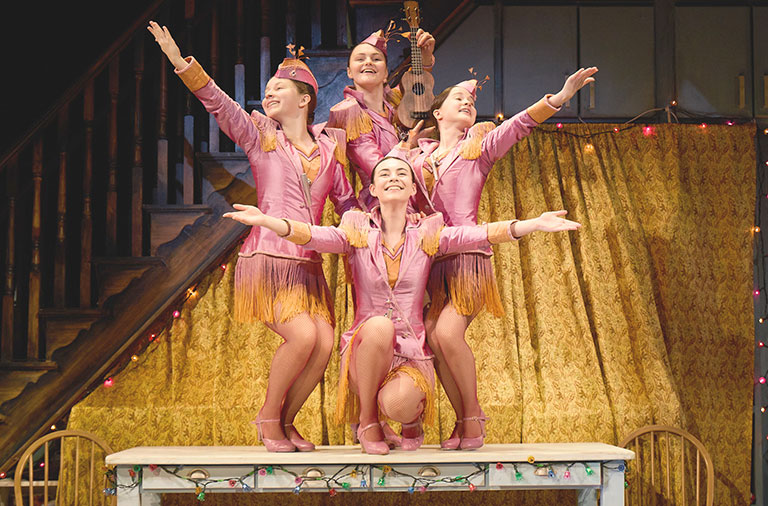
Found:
[396,1,435,129]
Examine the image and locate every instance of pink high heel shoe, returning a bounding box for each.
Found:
[284,423,315,452]
[440,420,463,450]
[251,417,295,452]
[459,411,489,450]
[400,418,424,451]
[357,422,389,455]
[380,421,403,449]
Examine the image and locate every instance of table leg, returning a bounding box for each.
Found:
[115,467,161,506]
[578,488,598,506]
[600,460,626,506]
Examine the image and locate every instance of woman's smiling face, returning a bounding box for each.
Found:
[347,44,388,89]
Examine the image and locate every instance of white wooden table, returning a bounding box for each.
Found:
[105,443,634,505]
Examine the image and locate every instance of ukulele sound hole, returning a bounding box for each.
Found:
[411,82,426,95]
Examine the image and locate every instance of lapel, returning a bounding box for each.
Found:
[276,128,317,224]
[419,129,469,196]
[393,220,422,289]
[368,208,420,292]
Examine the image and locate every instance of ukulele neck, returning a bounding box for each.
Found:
[410,27,423,76]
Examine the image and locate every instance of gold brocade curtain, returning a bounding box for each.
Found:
[65,124,754,505]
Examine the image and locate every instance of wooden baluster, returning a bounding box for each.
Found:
[132,36,145,256]
[259,0,270,101]
[285,0,296,53]
[183,0,196,202]
[176,88,185,204]
[81,82,94,307]
[336,0,347,48]
[28,139,43,359]
[209,0,220,153]
[54,107,68,307]
[310,0,322,49]
[157,44,169,204]
[2,157,18,361]
[106,58,119,255]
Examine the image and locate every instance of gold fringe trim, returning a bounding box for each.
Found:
[459,121,496,160]
[250,113,278,152]
[426,253,504,320]
[386,87,403,109]
[381,365,436,426]
[419,213,445,256]
[328,99,374,142]
[336,326,364,424]
[234,285,332,325]
[339,211,370,247]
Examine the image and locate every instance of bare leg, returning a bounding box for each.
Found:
[431,304,484,438]
[281,318,334,441]
[426,310,466,440]
[258,313,319,441]
[349,316,395,442]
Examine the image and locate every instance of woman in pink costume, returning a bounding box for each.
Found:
[327,25,435,211]
[224,156,581,454]
[391,68,598,449]
[149,21,359,452]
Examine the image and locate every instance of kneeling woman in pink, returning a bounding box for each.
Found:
[224,156,580,454]
[390,69,597,449]
[149,22,359,452]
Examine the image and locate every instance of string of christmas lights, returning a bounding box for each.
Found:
[102,460,631,498]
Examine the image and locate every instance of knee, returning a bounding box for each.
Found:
[358,316,395,351]
[432,319,465,353]
[315,324,334,360]
[287,323,319,357]
[378,377,425,423]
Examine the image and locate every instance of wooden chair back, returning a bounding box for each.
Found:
[620,425,714,506]
[13,429,115,506]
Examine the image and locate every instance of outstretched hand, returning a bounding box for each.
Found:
[147,21,186,70]
[535,210,581,233]
[549,67,599,108]
[405,120,435,149]
[223,204,266,227]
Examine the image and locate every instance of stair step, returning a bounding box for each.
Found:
[0,370,48,407]
[198,152,251,202]
[92,257,167,307]
[0,361,58,371]
[144,205,213,255]
[39,308,107,360]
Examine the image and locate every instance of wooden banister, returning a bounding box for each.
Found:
[0,0,167,175]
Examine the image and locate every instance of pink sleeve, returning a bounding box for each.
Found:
[305,225,352,255]
[348,132,386,183]
[437,225,491,255]
[329,160,362,216]
[478,111,539,170]
[191,84,260,153]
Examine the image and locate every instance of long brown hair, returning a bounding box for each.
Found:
[424,86,455,139]
[290,80,317,124]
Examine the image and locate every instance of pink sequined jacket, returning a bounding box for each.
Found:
[175,57,359,263]
[389,96,560,256]
[283,210,519,359]
[327,86,402,211]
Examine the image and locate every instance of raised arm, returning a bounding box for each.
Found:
[223,204,352,254]
[479,67,598,168]
[148,21,260,153]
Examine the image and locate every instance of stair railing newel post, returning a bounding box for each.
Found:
[209,0,220,153]
[106,58,120,256]
[183,0,196,204]
[2,157,18,361]
[233,0,245,155]
[157,27,170,205]
[132,35,145,257]
[27,139,43,360]
[80,82,95,308]
[259,0,270,107]
[54,106,69,309]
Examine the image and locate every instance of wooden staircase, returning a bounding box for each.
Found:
[0,0,468,475]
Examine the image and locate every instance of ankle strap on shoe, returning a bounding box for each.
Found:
[358,422,380,434]
[401,419,423,430]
